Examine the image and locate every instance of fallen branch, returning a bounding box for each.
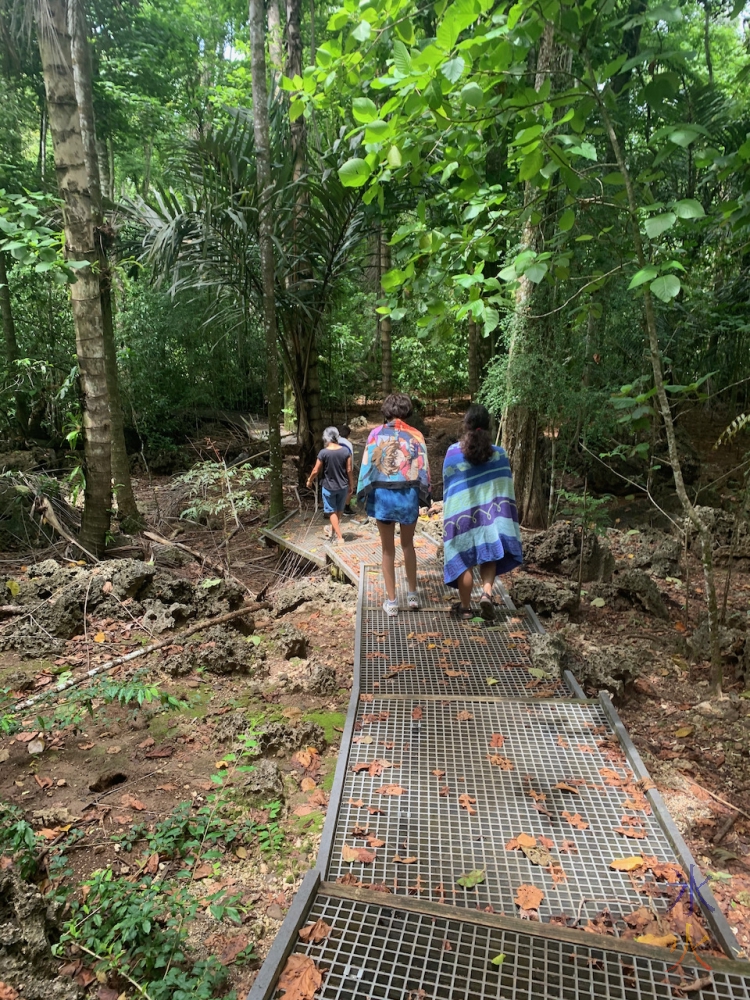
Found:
[143,530,254,597]
[33,496,100,564]
[687,778,750,823]
[10,602,267,714]
[0,605,25,615]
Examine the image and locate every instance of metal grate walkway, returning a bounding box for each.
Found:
[248,523,748,1000]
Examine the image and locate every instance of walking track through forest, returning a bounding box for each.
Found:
[249,518,749,1000]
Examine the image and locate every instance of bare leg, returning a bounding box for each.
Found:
[329,511,344,542]
[457,568,474,609]
[378,521,396,600]
[480,561,496,597]
[399,521,418,593]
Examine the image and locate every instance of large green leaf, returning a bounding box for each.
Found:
[460,82,484,107]
[352,98,378,124]
[392,40,412,75]
[351,20,371,41]
[338,158,372,188]
[441,56,466,83]
[627,266,658,289]
[644,212,676,238]
[650,274,681,302]
[519,148,543,181]
[558,209,575,232]
[672,198,705,219]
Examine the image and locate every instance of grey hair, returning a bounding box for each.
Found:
[323,426,340,444]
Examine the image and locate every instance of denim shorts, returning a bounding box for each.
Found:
[365,486,419,525]
[322,487,348,515]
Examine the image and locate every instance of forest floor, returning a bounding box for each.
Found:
[1,404,750,998]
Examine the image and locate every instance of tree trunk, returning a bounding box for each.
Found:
[0,251,30,433]
[38,102,48,182]
[380,229,392,395]
[36,0,111,557]
[591,54,723,692]
[308,0,315,64]
[249,0,284,521]
[142,141,152,199]
[502,23,568,528]
[284,0,322,482]
[96,138,112,202]
[267,0,283,77]
[703,3,713,84]
[69,0,141,529]
[468,318,479,399]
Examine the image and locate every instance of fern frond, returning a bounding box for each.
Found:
[714,413,750,449]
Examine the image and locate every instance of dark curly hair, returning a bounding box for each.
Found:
[460,403,493,465]
[382,393,412,421]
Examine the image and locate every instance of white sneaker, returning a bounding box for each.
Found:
[383,598,399,617]
[407,591,419,610]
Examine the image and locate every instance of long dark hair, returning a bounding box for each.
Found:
[460,404,493,465]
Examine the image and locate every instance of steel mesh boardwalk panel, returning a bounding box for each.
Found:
[360,610,567,698]
[326,698,682,926]
[287,892,750,1000]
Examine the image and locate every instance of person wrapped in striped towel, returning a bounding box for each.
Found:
[442,404,523,619]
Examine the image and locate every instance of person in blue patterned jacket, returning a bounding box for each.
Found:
[442,404,523,620]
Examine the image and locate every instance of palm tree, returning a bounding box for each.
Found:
[128,107,369,483]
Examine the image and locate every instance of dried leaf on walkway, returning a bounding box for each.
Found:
[547,863,567,884]
[538,835,555,849]
[610,857,644,872]
[489,733,505,748]
[277,953,323,1000]
[393,855,417,864]
[577,745,595,753]
[362,712,389,724]
[523,844,552,867]
[342,844,376,863]
[382,662,416,679]
[533,801,552,818]
[514,884,544,910]
[411,707,423,721]
[559,840,578,854]
[599,768,624,786]
[439,786,450,797]
[353,735,373,744]
[487,754,514,771]
[458,793,477,815]
[367,836,385,847]
[348,798,364,808]
[553,782,579,794]
[376,784,405,796]
[562,811,589,830]
[556,734,569,749]
[432,769,445,778]
[614,826,647,839]
[456,710,473,721]
[360,693,374,702]
[298,919,331,944]
[635,932,678,948]
[517,833,536,849]
[444,669,468,678]
[457,869,485,888]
